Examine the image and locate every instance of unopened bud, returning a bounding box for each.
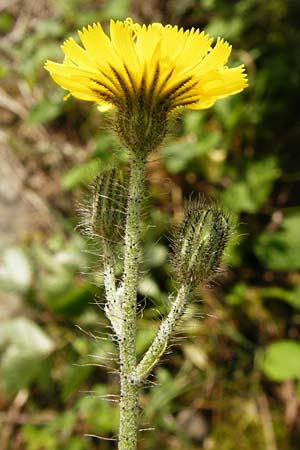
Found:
[171,199,230,285]
[87,168,128,241]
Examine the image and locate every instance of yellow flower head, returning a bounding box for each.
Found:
[45,18,247,152]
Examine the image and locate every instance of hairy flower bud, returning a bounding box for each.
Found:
[85,168,128,242]
[171,199,230,285]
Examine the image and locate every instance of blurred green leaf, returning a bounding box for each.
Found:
[32,236,89,307]
[26,98,65,125]
[22,411,85,450]
[162,140,201,174]
[97,0,131,20]
[138,276,162,301]
[136,325,156,356]
[146,367,196,419]
[22,426,57,450]
[0,247,32,293]
[206,16,243,40]
[259,286,300,309]
[47,283,95,317]
[61,159,102,190]
[35,19,66,38]
[225,282,248,306]
[261,340,300,381]
[255,213,300,271]
[61,364,93,401]
[0,317,54,393]
[18,41,62,80]
[143,243,168,268]
[0,13,13,32]
[77,384,119,434]
[0,61,9,79]
[222,157,280,213]
[162,131,222,174]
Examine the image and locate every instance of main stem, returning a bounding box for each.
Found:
[118,154,146,450]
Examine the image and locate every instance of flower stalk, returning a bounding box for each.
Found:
[118,154,145,449]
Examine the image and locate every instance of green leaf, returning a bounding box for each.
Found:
[97,0,131,20]
[261,340,300,381]
[162,140,202,173]
[222,157,280,213]
[163,131,222,174]
[0,318,54,393]
[22,411,83,450]
[136,326,156,356]
[138,276,162,301]
[0,61,9,79]
[61,159,101,191]
[77,384,119,434]
[205,17,243,41]
[26,98,64,125]
[255,213,300,271]
[0,13,13,32]
[143,244,168,268]
[259,286,300,309]
[35,19,65,38]
[0,247,32,293]
[146,368,195,418]
[225,283,248,306]
[61,364,92,401]
[47,283,95,317]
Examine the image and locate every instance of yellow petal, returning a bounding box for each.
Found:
[109,20,140,73]
[78,23,114,63]
[45,18,248,112]
[61,38,98,70]
[176,29,213,71]
[197,38,232,74]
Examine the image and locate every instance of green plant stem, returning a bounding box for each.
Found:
[102,240,123,338]
[135,284,190,382]
[118,154,146,450]
[102,240,116,305]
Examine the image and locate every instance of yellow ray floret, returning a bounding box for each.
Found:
[45,18,248,112]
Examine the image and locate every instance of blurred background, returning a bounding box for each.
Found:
[1,0,300,449]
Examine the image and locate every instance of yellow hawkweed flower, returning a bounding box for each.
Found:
[45,18,247,152]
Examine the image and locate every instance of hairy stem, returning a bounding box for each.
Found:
[135,284,191,382]
[102,240,123,338]
[118,154,146,450]
[102,240,117,305]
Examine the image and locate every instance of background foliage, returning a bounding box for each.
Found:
[1,0,300,449]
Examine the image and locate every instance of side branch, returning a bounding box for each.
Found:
[134,284,191,382]
[102,239,117,305]
[102,240,122,337]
